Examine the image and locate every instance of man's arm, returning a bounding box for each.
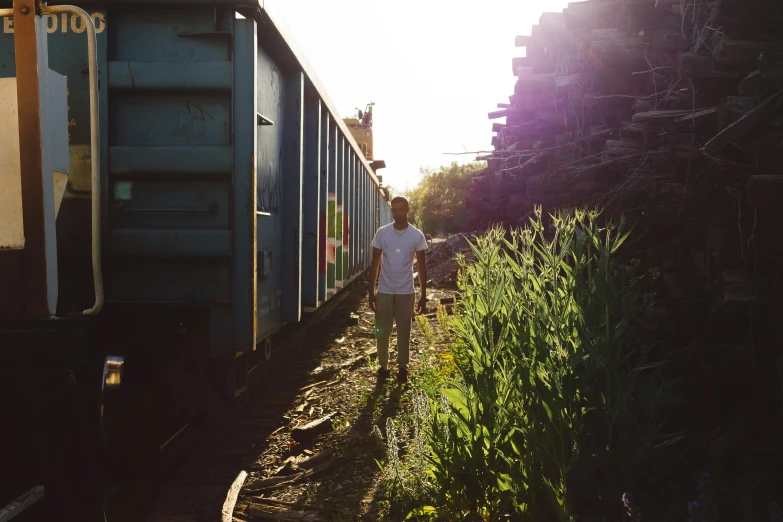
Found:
[415,249,427,314]
[368,247,382,312]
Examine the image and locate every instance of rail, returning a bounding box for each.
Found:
[41,4,103,316]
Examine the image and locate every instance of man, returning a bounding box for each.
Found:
[368,196,428,384]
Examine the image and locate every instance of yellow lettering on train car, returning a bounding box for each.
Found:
[71,14,85,33]
[91,13,106,33]
[45,14,57,33]
[2,12,105,35]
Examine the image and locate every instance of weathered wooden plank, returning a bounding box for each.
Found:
[244,503,320,521]
[626,4,686,31]
[632,109,698,123]
[717,96,759,129]
[0,486,44,522]
[708,270,764,319]
[745,174,783,208]
[554,72,592,89]
[564,1,623,30]
[601,139,642,163]
[703,89,783,154]
[221,471,247,522]
[583,93,636,111]
[512,55,533,72]
[515,73,556,96]
[291,414,335,443]
[619,121,647,142]
[678,53,716,79]
[713,36,783,68]
[488,108,513,119]
[515,35,535,47]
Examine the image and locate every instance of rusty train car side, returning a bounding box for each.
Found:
[0,1,391,518]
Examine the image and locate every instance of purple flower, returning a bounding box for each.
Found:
[688,472,719,522]
[622,492,641,522]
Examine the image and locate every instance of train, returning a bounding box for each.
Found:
[0,1,392,519]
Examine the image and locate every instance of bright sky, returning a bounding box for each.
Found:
[269,0,571,195]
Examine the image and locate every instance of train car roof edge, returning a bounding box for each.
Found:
[254,0,384,190]
[0,0,389,198]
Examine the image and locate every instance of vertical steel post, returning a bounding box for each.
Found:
[231,14,258,354]
[357,165,362,272]
[346,149,352,279]
[335,134,343,288]
[282,72,304,322]
[13,0,47,318]
[317,110,329,304]
[327,120,337,296]
[302,98,321,308]
[363,168,368,269]
[350,155,356,277]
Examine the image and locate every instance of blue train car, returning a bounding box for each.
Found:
[0,0,391,518]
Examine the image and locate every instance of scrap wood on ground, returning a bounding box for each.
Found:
[232,284,457,522]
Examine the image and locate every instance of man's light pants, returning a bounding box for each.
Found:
[375,293,415,371]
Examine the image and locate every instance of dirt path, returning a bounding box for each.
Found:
[143,282,455,522]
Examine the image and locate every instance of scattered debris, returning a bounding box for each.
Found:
[425,233,479,288]
[243,502,320,521]
[228,286,456,521]
[291,414,336,444]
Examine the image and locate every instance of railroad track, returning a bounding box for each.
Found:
[104,287,366,522]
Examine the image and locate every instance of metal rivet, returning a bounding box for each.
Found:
[20,6,30,14]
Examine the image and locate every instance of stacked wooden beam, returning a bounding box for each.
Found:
[469,0,783,440]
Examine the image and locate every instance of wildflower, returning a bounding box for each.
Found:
[371,424,384,445]
[687,472,719,522]
[622,492,641,522]
[688,501,699,522]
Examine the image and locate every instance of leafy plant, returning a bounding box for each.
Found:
[407,207,678,521]
[435,303,452,341]
[416,315,435,345]
[376,391,435,505]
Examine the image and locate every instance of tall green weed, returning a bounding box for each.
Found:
[410,207,678,521]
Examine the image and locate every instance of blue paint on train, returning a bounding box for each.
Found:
[0,0,390,357]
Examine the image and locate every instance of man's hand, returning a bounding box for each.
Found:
[368,247,382,313]
[415,249,428,314]
[417,295,427,314]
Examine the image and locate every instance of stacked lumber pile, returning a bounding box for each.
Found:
[469,0,783,473]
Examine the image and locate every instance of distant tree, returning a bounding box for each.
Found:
[405,162,485,236]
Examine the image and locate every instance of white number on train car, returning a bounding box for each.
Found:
[3,12,106,34]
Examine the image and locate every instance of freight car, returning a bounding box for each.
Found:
[0,1,391,519]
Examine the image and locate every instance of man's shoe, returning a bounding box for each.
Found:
[378,368,391,380]
[397,368,408,384]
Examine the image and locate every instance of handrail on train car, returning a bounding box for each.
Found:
[1,2,104,316]
[42,4,103,316]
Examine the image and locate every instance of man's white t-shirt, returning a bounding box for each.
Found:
[371,223,428,295]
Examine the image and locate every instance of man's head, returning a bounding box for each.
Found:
[390,196,410,225]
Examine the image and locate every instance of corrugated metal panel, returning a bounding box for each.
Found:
[0,1,390,356]
[231,14,258,355]
[255,41,286,339]
[301,99,321,309]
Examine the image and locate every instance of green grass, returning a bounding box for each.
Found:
[377,206,679,522]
